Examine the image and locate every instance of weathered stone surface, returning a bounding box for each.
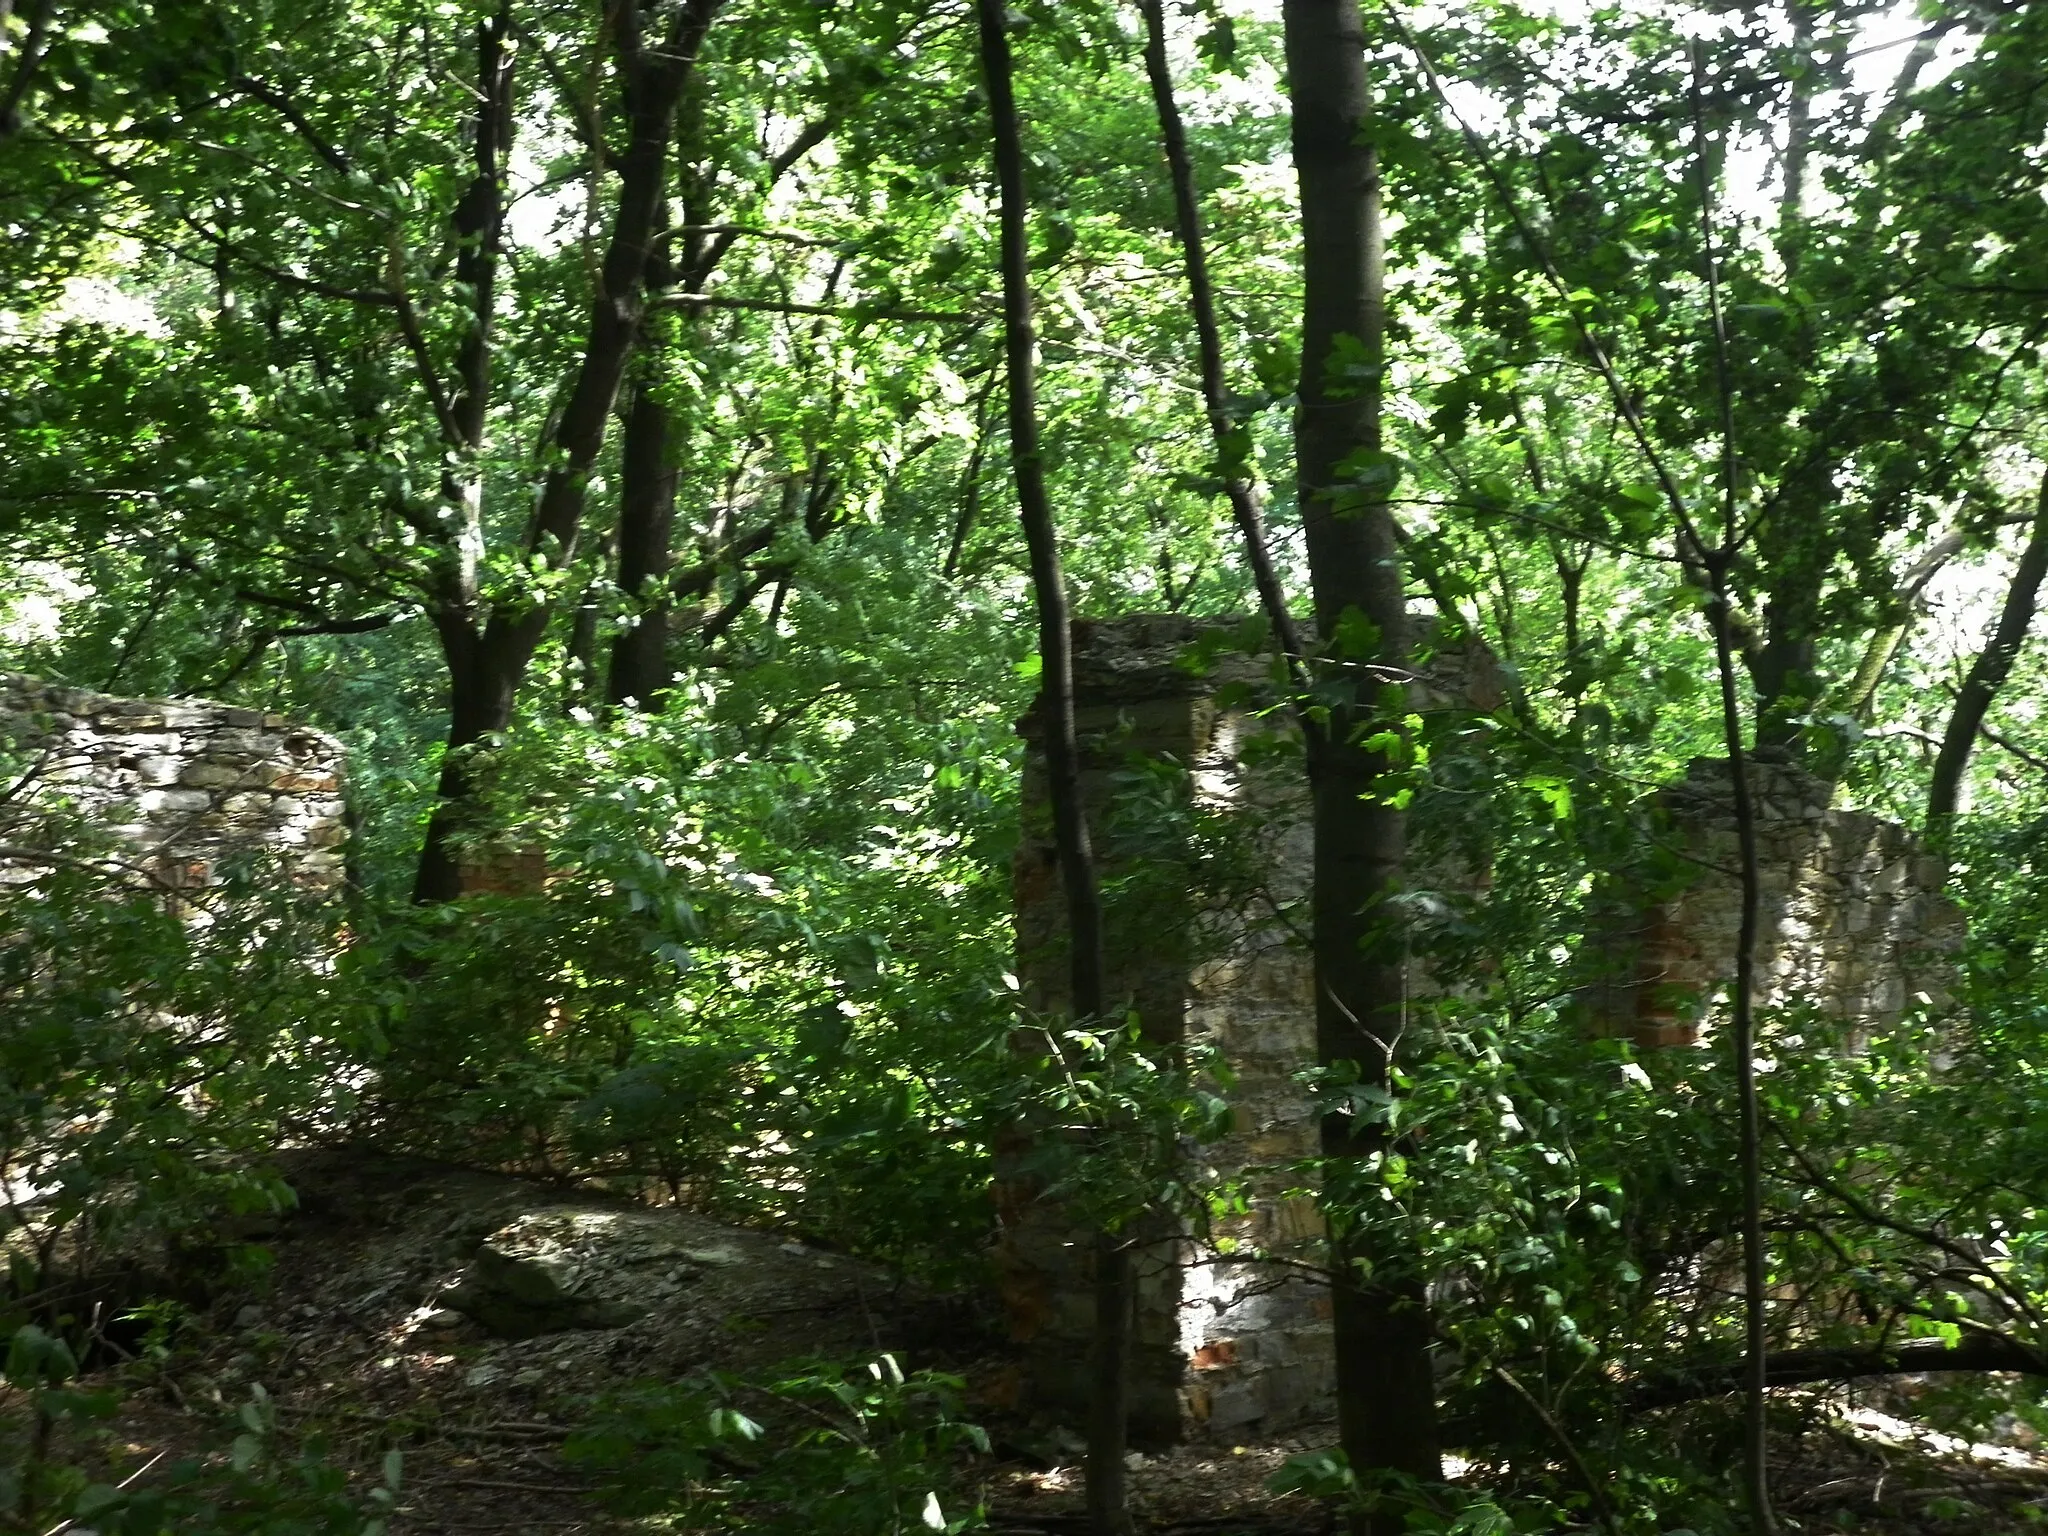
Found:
[444,1211,673,1338]
[0,672,347,892]
[253,1151,929,1392]
[1582,757,1962,1048]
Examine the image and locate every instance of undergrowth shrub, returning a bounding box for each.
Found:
[564,1353,989,1535]
[2,1324,401,1536]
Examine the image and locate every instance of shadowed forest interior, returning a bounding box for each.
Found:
[5,1,2048,1533]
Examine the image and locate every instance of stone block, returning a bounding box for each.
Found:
[139,788,213,813]
[270,769,339,793]
[134,755,184,786]
[178,761,244,789]
[96,706,165,729]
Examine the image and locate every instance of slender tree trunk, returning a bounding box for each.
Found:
[1707,570,1779,1533]
[0,0,52,140]
[1280,3,1439,1524]
[1745,3,1824,759]
[412,5,517,904]
[1692,43,1779,1532]
[1137,0,1303,678]
[975,4,1122,1532]
[1928,467,2048,831]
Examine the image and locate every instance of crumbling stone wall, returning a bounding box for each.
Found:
[0,673,346,890]
[1003,616,1501,1445]
[1587,756,1962,1048]
[1002,618,1960,1446]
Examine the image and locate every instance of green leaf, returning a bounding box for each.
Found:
[73,1482,124,1517]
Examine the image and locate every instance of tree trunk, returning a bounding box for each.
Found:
[1633,1331,2048,1408]
[1280,2,1440,1524]
[974,4,1121,1532]
[1138,0,1303,676]
[1927,466,2048,831]
[1692,41,1779,1529]
[0,0,52,140]
[412,631,521,904]
[414,0,723,898]
[411,6,518,905]
[607,364,683,708]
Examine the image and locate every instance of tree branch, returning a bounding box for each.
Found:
[1929,464,2048,828]
[658,292,973,325]
[233,73,353,177]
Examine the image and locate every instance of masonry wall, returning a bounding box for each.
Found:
[1586,756,1962,1048]
[1002,615,1501,1445]
[1002,619,1960,1447]
[0,673,347,891]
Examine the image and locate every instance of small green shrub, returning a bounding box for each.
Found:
[565,1353,989,1535]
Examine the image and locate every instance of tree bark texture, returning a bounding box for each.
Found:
[1632,1330,2048,1407]
[607,356,684,708]
[1692,40,1780,1526]
[1281,2,1440,1521]
[1138,0,1304,679]
[412,4,519,904]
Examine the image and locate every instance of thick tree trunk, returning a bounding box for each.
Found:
[609,135,710,711]
[975,4,1121,1532]
[414,617,526,903]
[1927,466,2048,831]
[414,0,723,898]
[607,365,683,708]
[1281,3,1440,1523]
[411,7,517,905]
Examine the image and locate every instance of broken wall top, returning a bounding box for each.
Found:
[1017,612,1506,725]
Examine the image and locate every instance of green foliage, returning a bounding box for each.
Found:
[565,1354,989,1536]
[0,855,366,1285]
[1,1329,399,1536]
[6,0,2048,1526]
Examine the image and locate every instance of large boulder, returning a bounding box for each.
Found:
[443,1207,730,1338]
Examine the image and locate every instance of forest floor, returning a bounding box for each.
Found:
[17,1152,2048,1535]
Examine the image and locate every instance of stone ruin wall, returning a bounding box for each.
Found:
[1003,615,1502,1446]
[0,673,347,891]
[1588,755,1962,1049]
[1002,616,1960,1448]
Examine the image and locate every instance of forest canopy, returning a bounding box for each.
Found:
[4,0,2048,1533]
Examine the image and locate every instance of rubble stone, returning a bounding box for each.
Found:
[0,672,347,892]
